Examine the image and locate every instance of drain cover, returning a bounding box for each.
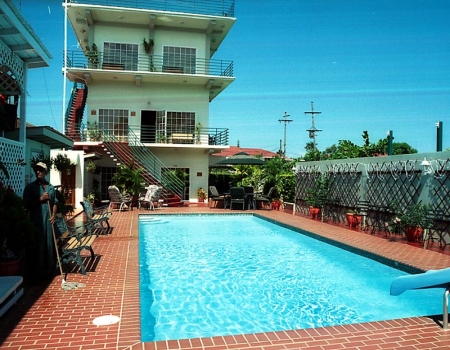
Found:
[92,315,120,326]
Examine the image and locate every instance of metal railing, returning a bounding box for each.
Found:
[67,0,235,17]
[64,51,234,77]
[79,123,229,146]
[100,127,185,202]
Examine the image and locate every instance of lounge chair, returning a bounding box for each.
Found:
[209,186,226,208]
[229,187,246,210]
[108,185,132,211]
[80,198,112,235]
[53,214,97,275]
[255,187,275,210]
[139,185,163,210]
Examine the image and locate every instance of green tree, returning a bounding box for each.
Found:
[393,142,418,155]
[305,130,416,160]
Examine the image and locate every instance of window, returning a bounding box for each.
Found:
[103,42,138,71]
[163,46,196,74]
[156,110,196,143]
[167,111,195,134]
[99,109,129,141]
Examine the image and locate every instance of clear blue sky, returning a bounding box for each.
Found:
[14,0,450,158]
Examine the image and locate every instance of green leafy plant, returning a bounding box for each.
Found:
[112,160,144,197]
[86,160,98,174]
[387,202,431,235]
[52,153,74,172]
[195,123,202,143]
[197,187,207,200]
[157,132,167,143]
[87,121,102,141]
[305,175,331,208]
[86,43,99,67]
[143,38,154,54]
[30,149,52,171]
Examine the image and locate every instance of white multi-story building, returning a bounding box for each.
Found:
[63,0,236,205]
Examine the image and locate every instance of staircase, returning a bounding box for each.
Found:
[101,128,185,207]
[65,82,87,141]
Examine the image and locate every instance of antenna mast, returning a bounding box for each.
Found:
[305,102,322,152]
[278,112,293,158]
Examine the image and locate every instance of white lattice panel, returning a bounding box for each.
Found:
[0,139,24,194]
[0,41,24,93]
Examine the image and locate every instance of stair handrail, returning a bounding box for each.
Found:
[126,127,185,200]
[99,126,185,202]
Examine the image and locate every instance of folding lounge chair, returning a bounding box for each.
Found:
[108,185,132,211]
[80,198,112,235]
[209,186,226,208]
[229,187,246,210]
[53,214,97,275]
[139,185,163,210]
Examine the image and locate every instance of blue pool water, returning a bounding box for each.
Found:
[139,214,442,342]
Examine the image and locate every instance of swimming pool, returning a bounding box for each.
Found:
[139,214,442,342]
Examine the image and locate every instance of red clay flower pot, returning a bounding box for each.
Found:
[309,206,320,219]
[404,226,423,242]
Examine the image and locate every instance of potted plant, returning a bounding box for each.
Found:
[346,208,362,228]
[143,38,154,54]
[30,149,52,172]
[157,133,167,143]
[305,175,331,219]
[52,153,74,174]
[388,202,431,242]
[0,183,35,275]
[86,43,99,68]
[195,123,202,144]
[197,188,207,202]
[112,160,145,205]
[87,121,102,141]
[269,188,282,210]
[86,160,98,174]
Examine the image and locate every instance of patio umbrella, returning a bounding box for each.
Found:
[213,152,266,166]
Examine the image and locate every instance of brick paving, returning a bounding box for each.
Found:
[1,204,450,349]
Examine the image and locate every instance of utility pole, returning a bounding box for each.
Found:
[305,102,322,152]
[278,112,292,158]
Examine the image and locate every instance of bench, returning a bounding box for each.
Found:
[162,65,184,73]
[80,199,112,235]
[0,276,23,317]
[168,133,194,144]
[54,214,97,276]
[102,62,125,70]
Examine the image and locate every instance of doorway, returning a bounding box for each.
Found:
[141,110,156,143]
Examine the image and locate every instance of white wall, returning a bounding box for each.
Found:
[50,150,85,210]
[152,148,209,201]
[85,83,209,126]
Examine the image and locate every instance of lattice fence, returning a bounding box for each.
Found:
[0,139,25,194]
[293,155,450,222]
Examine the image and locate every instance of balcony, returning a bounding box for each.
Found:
[67,0,235,17]
[65,51,233,77]
[65,51,234,101]
[77,124,229,147]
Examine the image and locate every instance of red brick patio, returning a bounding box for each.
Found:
[1,204,450,350]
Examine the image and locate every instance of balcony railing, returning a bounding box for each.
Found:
[65,51,234,77]
[79,123,229,146]
[67,0,235,17]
